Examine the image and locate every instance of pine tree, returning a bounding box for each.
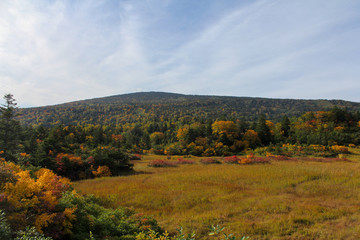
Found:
[256,114,272,145]
[0,94,22,161]
[281,115,291,137]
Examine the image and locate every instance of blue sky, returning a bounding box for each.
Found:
[1,0,360,107]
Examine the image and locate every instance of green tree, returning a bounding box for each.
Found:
[256,114,272,145]
[281,115,291,137]
[0,94,22,161]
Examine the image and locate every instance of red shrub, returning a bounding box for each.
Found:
[148,159,177,168]
[130,154,142,160]
[238,156,271,164]
[272,155,289,161]
[223,155,240,164]
[200,158,222,164]
[177,158,195,164]
[252,157,271,164]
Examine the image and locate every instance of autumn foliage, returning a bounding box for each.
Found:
[92,165,111,178]
[0,159,74,238]
[0,158,162,239]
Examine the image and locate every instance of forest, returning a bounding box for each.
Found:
[1,92,360,239]
[17,92,360,126]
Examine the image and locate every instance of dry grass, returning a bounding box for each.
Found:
[74,151,360,239]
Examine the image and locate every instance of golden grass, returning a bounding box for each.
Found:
[74,152,360,239]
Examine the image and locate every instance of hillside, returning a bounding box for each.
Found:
[17,92,360,126]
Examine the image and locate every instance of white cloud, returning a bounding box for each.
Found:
[0,0,359,107]
[147,0,360,100]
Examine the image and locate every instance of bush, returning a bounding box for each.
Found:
[1,210,54,240]
[92,165,112,178]
[330,145,350,154]
[237,153,271,165]
[0,210,11,240]
[223,156,240,164]
[272,155,289,161]
[58,193,162,240]
[130,154,142,160]
[177,158,195,165]
[2,165,73,238]
[15,226,53,240]
[200,158,221,165]
[91,147,133,175]
[148,160,177,168]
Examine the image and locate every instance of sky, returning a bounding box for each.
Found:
[1,0,360,107]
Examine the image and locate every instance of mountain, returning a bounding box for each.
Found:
[17,92,360,126]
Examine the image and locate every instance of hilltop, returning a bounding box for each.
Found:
[17,92,360,126]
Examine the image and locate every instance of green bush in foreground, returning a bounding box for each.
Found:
[58,192,162,240]
[0,210,12,239]
[135,225,250,240]
[15,227,53,240]
[1,210,53,240]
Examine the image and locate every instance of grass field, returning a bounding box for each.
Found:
[74,150,360,239]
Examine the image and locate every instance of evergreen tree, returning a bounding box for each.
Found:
[281,115,291,137]
[256,114,272,145]
[0,94,21,161]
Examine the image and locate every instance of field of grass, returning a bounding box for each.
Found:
[74,149,360,239]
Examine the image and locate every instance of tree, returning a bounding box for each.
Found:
[150,132,165,146]
[256,114,272,145]
[0,94,21,161]
[243,129,260,149]
[212,120,238,141]
[281,115,291,137]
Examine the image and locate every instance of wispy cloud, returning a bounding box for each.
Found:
[149,0,360,99]
[0,0,359,107]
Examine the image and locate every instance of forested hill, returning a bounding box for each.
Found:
[17,92,360,126]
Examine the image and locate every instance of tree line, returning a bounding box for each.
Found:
[1,93,360,239]
[1,94,360,180]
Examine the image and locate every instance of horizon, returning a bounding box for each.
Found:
[1,0,360,107]
[19,91,360,109]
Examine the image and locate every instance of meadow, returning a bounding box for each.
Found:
[74,150,360,239]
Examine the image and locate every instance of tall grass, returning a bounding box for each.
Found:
[74,154,360,239]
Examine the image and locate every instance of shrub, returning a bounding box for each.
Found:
[58,193,162,240]
[91,147,133,175]
[0,163,16,189]
[54,153,84,180]
[200,158,221,165]
[136,227,196,240]
[150,147,164,155]
[238,157,253,165]
[272,155,289,161]
[0,160,75,239]
[177,158,195,165]
[15,226,53,240]
[136,224,250,240]
[1,160,165,240]
[92,165,111,178]
[237,154,271,165]
[3,168,73,234]
[330,145,350,154]
[164,143,183,156]
[202,148,216,157]
[130,154,142,160]
[251,157,271,164]
[223,156,240,164]
[148,160,177,168]
[0,210,11,240]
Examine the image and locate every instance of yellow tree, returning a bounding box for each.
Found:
[243,129,260,149]
[212,121,238,140]
[2,162,76,236]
